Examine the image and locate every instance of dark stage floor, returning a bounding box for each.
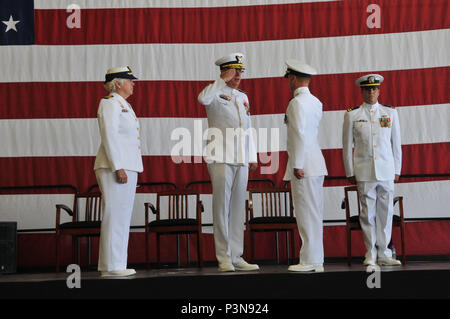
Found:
[1,262,449,302]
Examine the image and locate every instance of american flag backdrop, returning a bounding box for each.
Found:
[0,0,449,232]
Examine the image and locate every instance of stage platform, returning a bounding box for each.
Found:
[1,261,449,306]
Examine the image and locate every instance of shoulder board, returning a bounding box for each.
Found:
[237,89,246,95]
[287,97,295,105]
[382,104,395,109]
[103,94,113,99]
[347,106,360,112]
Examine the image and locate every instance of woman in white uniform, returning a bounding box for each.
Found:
[94,66,143,277]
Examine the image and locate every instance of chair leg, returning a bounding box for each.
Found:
[72,237,78,268]
[290,230,295,265]
[145,231,150,270]
[401,224,406,265]
[243,229,249,261]
[347,229,352,266]
[250,231,254,263]
[275,232,280,265]
[176,234,181,268]
[197,231,203,268]
[56,232,60,272]
[285,231,289,265]
[156,233,161,268]
[186,234,190,267]
[87,237,91,270]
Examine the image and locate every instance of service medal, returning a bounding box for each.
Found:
[244,101,250,115]
[219,94,231,101]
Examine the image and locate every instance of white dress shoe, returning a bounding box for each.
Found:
[288,263,324,272]
[363,258,376,266]
[218,263,235,272]
[101,268,136,277]
[377,258,402,266]
[233,260,260,271]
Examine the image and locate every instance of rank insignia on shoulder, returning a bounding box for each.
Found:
[219,94,231,101]
[382,104,395,109]
[238,89,246,95]
[347,106,360,112]
[103,94,113,99]
[284,114,288,124]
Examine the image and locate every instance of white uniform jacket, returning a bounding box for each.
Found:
[94,92,144,173]
[342,102,401,181]
[283,87,328,180]
[198,78,257,166]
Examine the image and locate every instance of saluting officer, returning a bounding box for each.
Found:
[342,74,402,266]
[95,66,143,277]
[282,60,328,272]
[198,53,259,272]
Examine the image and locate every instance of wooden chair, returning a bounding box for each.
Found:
[144,189,204,268]
[55,192,102,272]
[185,178,277,263]
[246,188,297,264]
[342,185,406,265]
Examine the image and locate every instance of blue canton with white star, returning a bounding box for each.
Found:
[0,0,34,45]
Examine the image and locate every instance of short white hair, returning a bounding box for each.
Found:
[104,78,124,93]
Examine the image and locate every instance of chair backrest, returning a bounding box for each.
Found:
[248,188,293,219]
[247,178,276,189]
[343,186,361,221]
[156,189,201,221]
[185,179,276,193]
[88,181,178,193]
[73,192,102,222]
[185,180,212,193]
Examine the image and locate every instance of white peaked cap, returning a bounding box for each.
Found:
[215,53,245,69]
[284,59,317,77]
[356,74,384,87]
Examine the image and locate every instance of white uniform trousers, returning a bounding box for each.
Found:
[208,163,248,265]
[291,176,325,265]
[357,180,394,261]
[96,168,138,272]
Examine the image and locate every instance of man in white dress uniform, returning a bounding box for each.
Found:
[342,74,402,267]
[198,53,259,272]
[94,66,143,277]
[283,60,328,273]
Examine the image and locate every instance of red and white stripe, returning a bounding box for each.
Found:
[0,0,448,230]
